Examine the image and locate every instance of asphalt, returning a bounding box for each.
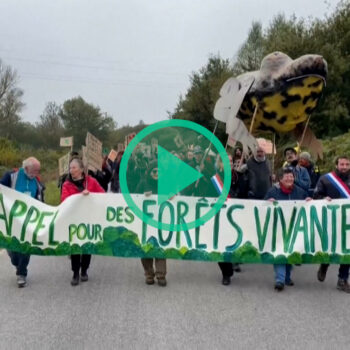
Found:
[0,250,349,350]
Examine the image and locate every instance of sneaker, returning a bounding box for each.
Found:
[317,265,328,282]
[17,275,27,288]
[222,276,231,286]
[337,279,350,293]
[71,273,79,286]
[145,277,155,285]
[285,279,294,286]
[274,282,284,292]
[80,272,89,282]
[157,278,167,287]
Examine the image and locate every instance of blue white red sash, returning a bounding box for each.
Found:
[211,173,224,195]
[325,171,350,198]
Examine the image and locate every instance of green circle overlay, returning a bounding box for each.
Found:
[119,119,231,231]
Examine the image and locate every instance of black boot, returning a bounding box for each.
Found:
[71,272,79,286]
[80,270,89,282]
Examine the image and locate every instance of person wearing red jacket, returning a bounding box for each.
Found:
[61,157,105,286]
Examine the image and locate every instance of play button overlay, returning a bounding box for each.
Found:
[119,119,231,231]
[157,145,203,205]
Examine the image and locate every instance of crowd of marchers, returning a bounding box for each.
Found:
[1,142,350,293]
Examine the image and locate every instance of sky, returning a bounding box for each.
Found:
[0,0,339,127]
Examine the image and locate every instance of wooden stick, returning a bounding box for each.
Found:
[298,115,311,154]
[249,103,259,134]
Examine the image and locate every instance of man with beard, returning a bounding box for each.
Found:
[284,147,310,192]
[314,155,350,293]
[247,147,272,199]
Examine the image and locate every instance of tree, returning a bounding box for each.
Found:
[171,55,233,141]
[36,102,64,149]
[233,21,265,75]
[59,96,116,148]
[0,59,24,139]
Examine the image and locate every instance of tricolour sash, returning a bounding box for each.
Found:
[325,171,350,198]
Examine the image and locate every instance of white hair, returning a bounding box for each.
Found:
[23,157,40,168]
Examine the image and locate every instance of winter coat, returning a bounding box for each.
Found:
[313,170,350,200]
[61,175,105,202]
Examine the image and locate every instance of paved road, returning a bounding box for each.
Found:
[0,250,349,350]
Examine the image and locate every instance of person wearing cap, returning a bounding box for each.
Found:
[284,147,310,192]
[298,151,320,196]
[136,160,167,286]
[265,167,311,291]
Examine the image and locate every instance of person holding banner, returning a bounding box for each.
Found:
[314,155,350,293]
[61,158,105,286]
[137,160,167,287]
[265,167,311,292]
[0,157,44,288]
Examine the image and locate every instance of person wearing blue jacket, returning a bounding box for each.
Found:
[284,147,310,192]
[264,167,311,291]
[0,157,44,288]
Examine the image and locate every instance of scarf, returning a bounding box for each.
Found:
[280,182,293,194]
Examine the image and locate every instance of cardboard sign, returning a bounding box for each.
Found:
[58,153,70,176]
[85,132,102,171]
[117,143,125,152]
[108,149,118,162]
[60,137,73,147]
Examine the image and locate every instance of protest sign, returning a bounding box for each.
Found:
[1,185,350,264]
[108,149,118,162]
[60,137,73,147]
[85,132,102,171]
[58,153,70,176]
[117,143,125,152]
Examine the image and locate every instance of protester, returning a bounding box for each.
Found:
[247,146,272,199]
[61,157,105,286]
[265,167,310,291]
[88,155,112,192]
[284,147,310,192]
[0,157,44,288]
[216,153,247,285]
[136,160,167,286]
[110,151,124,193]
[57,151,80,194]
[314,155,350,293]
[298,151,320,196]
[191,145,216,197]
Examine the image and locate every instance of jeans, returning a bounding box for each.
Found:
[274,264,292,284]
[7,251,30,276]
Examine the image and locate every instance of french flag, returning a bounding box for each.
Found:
[211,173,224,194]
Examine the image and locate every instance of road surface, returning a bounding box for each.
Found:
[0,250,349,349]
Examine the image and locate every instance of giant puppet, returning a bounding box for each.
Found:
[214,51,328,158]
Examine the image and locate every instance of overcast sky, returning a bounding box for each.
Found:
[0,0,338,127]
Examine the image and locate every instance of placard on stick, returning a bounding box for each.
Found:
[58,153,70,176]
[85,132,102,171]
